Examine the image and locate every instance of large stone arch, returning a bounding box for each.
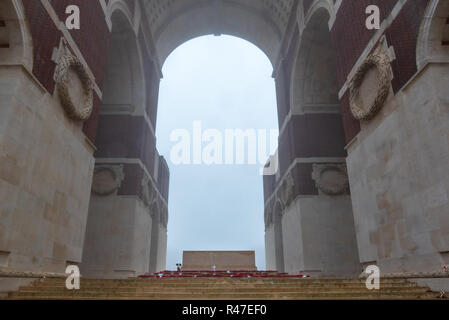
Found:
[0,0,33,68]
[416,0,449,69]
[301,0,336,31]
[144,0,291,67]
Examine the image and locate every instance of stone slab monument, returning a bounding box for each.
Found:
[182,251,257,271]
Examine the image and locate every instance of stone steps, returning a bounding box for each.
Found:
[33,278,417,284]
[5,277,438,300]
[9,292,437,300]
[14,286,429,294]
[29,284,419,290]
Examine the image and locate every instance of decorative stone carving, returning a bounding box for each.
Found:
[55,40,93,121]
[312,164,349,196]
[349,44,392,121]
[160,206,168,228]
[278,171,295,208]
[91,165,125,196]
[141,173,155,208]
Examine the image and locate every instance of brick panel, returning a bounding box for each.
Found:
[50,0,110,88]
[95,115,156,177]
[23,0,61,93]
[385,0,428,92]
[331,1,398,88]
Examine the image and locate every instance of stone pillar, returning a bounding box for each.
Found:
[80,10,169,278]
[0,0,96,276]
[346,56,449,274]
[263,8,361,277]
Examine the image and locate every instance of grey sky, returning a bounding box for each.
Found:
[155,35,278,270]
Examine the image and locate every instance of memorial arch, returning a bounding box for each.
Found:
[0,0,448,294]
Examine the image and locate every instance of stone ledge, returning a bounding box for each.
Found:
[0,268,66,279]
[359,271,449,279]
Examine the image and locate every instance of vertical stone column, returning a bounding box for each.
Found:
[80,10,169,278]
[264,8,361,277]
[0,0,97,277]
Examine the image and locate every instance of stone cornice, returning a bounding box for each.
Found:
[263,157,347,208]
[95,158,169,208]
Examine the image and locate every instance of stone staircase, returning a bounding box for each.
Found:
[5,276,439,300]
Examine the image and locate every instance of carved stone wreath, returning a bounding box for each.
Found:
[141,174,155,208]
[312,164,349,196]
[55,53,93,121]
[349,47,392,121]
[91,165,125,196]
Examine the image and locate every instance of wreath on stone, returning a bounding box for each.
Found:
[312,164,349,196]
[349,50,391,121]
[91,166,124,196]
[56,53,93,121]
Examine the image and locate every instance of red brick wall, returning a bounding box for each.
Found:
[22,0,111,143]
[330,0,428,144]
[50,0,110,87]
[94,114,157,177]
[331,1,398,89]
[22,0,60,93]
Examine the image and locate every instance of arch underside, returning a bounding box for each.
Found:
[101,11,145,116]
[0,0,32,68]
[144,0,290,66]
[417,0,449,68]
[291,8,340,114]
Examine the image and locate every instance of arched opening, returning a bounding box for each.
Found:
[0,0,32,67]
[417,0,449,68]
[101,11,145,115]
[291,9,339,114]
[147,0,283,67]
[156,35,278,271]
